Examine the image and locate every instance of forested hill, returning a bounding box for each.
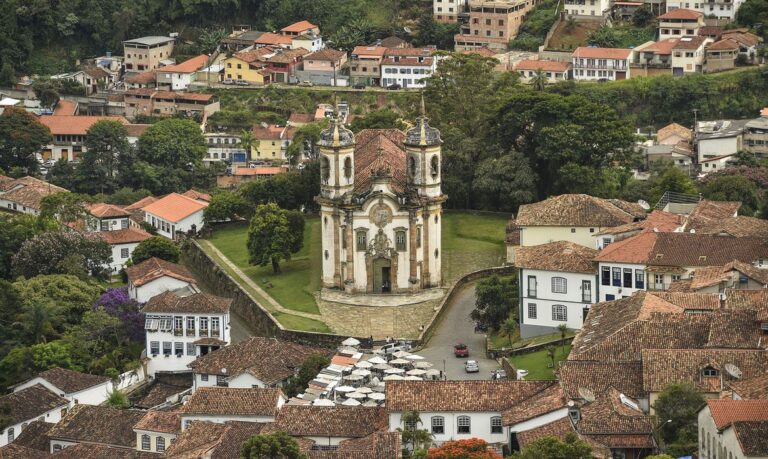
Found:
[0,0,425,77]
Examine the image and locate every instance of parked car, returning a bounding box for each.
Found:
[465,360,479,373]
[453,343,469,358]
[386,83,401,90]
[222,78,235,85]
[234,80,250,86]
[380,341,411,355]
[298,81,314,87]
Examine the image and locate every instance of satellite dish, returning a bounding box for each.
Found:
[221,368,228,374]
[578,387,596,403]
[724,363,742,379]
[638,199,650,211]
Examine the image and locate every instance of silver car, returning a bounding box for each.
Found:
[465,360,479,373]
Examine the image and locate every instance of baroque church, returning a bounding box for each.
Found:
[316,99,446,294]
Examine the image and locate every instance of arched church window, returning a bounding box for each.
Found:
[430,155,439,178]
[344,157,352,179]
[408,156,417,179]
[356,230,368,251]
[395,231,407,251]
[321,156,330,182]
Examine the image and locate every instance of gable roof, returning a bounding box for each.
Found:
[255,32,294,46]
[732,421,768,456]
[658,8,703,19]
[266,406,388,438]
[0,384,68,425]
[142,192,208,223]
[38,115,128,135]
[0,176,68,210]
[305,48,346,62]
[353,129,407,194]
[638,38,679,55]
[657,122,692,143]
[594,210,683,236]
[706,400,768,429]
[516,194,638,227]
[12,420,53,452]
[180,387,283,417]
[692,215,768,239]
[89,203,130,218]
[708,38,741,50]
[687,200,741,228]
[573,47,633,59]
[501,383,566,425]
[32,367,111,393]
[165,421,275,459]
[0,443,51,459]
[182,189,211,202]
[674,35,708,49]
[688,260,768,290]
[142,291,230,314]
[188,336,327,384]
[351,46,387,57]
[515,59,570,72]
[727,372,768,399]
[281,20,318,33]
[575,389,654,449]
[516,241,598,273]
[98,227,153,245]
[124,195,158,211]
[158,55,208,73]
[558,361,645,400]
[125,70,157,85]
[385,380,555,412]
[720,30,762,47]
[133,409,181,434]
[48,405,147,448]
[126,257,196,288]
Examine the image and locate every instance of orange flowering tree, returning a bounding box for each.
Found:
[427,439,502,459]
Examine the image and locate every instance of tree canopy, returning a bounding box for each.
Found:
[131,236,180,265]
[12,231,112,281]
[241,431,306,459]
[0,108,52,174]
[510,433,593,459]
[247,203,304,273]
[652,383,705,455]
[471,275,518,331]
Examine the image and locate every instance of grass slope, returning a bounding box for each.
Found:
[509,345,572,380]
[441,211,509,282]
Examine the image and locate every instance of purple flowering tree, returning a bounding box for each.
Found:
[93,287,145,342]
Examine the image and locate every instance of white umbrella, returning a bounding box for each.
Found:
[414,361,433,369]
[383,374,405,381]
[368,377,381,386]
[389,359,411,366]
[344,374,364,383]
[425,369,441,380]
[384,368,405,374]
[355,361,373,369]
[404,375,423,381]
[346,391,366,399]
[368,356,387,365]
[392,351,411,358]
[371,384,386,392]
[313,399,335,406]
[362,400,379,407]
[352,369,371,377]
[405,354,425,360]
[341,398,361,406]
[407,369,427,376]
[335,385,355,393]
[373,363,392,371]
[368,392,386,401]
[338,346,359,355]
[342,337,361,347]
[357,387,373,394]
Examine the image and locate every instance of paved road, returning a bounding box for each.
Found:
[418,282,501,380]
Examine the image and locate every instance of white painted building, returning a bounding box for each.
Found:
[657,9,705,40]
[0,176,68,216]
[380,49,438,88]
[696,119,748,162]
[142,192,208,240]
[11,368,112,409]
[179,387,285,430]
[666,0,745,20]
[516,241,598,338]
[83,203,153,273]
[698,399,768,459]
[133,411,180,454]
[155,54,208,91]
[316,103,444,294]
[126,257,199,303]
[0,385,69,447]
[433,0,468,22]
[671,36,711,74]
[572,47,632,81]
[142,291,231,376]
[204,132,245,165]
[563,0,610,17]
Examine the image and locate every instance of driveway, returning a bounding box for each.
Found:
[417,282,501,380]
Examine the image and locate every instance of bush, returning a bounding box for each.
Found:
[131,237,180,265]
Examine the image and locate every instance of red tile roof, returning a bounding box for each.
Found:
[134,409,181,434]
[674,35,708,49]
[515,59,570,72]
[732,421,768,456]
[281,20,318,33]
[142,291,230,314]
[180,387,283,417]
[727,372,768,399]
[0,384,68,425]
[515,240,598,273]
[658,8,704,19]
[708,39,740,50]
[124,195,158,211]
[89,202,130,218]
[351,46,387,57]
[142,192,208,223]
[98,227,153,245]
[182,189,211,202]
[707,399,768,429]
[255,32,294,46]
[53,99,78,115]
[158,54,209,73]
[125,256,196,287]
[305,48,346,62]
[125,70,158,85]
[639,38,679,55]
[516,194,638,227]
[39,115,128,135]
[234,166,289,176]
[573,47,633,59]
[32,367,111,393]
[353,129,407,194]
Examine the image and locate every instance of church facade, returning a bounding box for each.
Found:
[315,102,446,294]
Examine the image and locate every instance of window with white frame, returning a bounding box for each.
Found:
[552,277,567,294]
[162,342,172,356]
[491,416,503,434]
[7,427,14,442]
[145,317,159,331]
[211,317,220,337]
[457,416,471,434]
[404,418,418,431]
[141,434,151,450]
[174,342,183,356]
[186,342,195,356]
[158,317,173,332]
[174,316,183,332]
[200,317,209,335]
[150,341,159,355]
[157,436,166,452]
[528,303,537,319]
[186,317,195,334]
[552,305,567,322]
[431,416,444,434]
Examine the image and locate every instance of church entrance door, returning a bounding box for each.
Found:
[373,258,392,294]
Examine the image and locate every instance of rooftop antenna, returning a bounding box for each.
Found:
[724,363,742,379]
[578,387,595,403]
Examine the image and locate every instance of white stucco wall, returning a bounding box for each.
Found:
[520,268,597,331]
[0,405,67,447]
[109,242,139,273]
[0,198,40,215]
[130,276,195,303]
[13,379,113,408]
[389,411,508,445]
[192,372,266,392]
[134,429,177,453]
[698,136,741,161]
[520,226,606,248]
[145,210,204,240]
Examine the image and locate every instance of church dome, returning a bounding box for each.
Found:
[404,95,441,147]
[318,117,354,148]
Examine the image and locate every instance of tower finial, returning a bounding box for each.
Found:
[420,92,426,118]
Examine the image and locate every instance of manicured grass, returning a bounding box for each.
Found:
[508,345,572,380]
[441,211,509,282]
[273,312,332,333]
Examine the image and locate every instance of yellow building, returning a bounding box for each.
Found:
[251,124,295,161]
[223,50,271,84]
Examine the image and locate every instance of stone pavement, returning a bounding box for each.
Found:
[320,287,447,306]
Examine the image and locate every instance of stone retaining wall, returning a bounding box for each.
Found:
[488,336,575,359]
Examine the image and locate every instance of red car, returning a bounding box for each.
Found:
[454,343,469,357]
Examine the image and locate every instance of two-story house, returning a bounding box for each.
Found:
[84,203,152,273]
[516,241,598,338]
[204,132,246,165]
[179,387,285,429]
[349,46,387,86]
[296,48,348,86]
[123,36,176,73]
[280,20,320,37]
[155,54,209,91]
[133,410,180,455]
[38,115,129,161]
[657,9,705,40]
[251,124,295,161]
[595,232,768,301]
[126,257,199,303]
[671,35,711,74]
[514,59,571,83]
[261,48,309,83]
[0,385,69,447]
[223,48,272,85]
[11,368,112,408]
[632,39,676,76]
[380,48,438,88]
[123,89,218,119]
[434,0,468,22]
[142,291,231,376]
[563,0,610,17]
[572,47,633,80]
[698,400,768,459]
[189,337,327,392]
[142,192,208,240]
[268,406,388,448]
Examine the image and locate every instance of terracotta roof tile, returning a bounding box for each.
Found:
[385,380,555,412]
[38,115,128,135]
[305,48,346,62]
[51,443,159,458]
[133,409,181,434]
[0,176,68,210]
[694,215,768,238]
[12,420,53,452]
[142,291,230,314]
[688,261,768,290]
[516,194,638,227]
[708,38,741,50]
[516,417,575,449]
[189,337,328,385]
[687,200,741,228]
[89,203,130,218]
[573,47,633,59]
[515,59,570,72]
[728,372,768,399]
[256,33,295,46]
[639,38,679,55]
[649,291,722,310]
[165,421,228,458]
[380,36,408,48]
[502,383,566,425]
[674,35,708,49]
[234,166,288,176]
[159,55,209,73]
[288,112,316,123]
[281,20,318,33]
[351,46,387,57]
[124,196,158,211]
[32,367,111,393]
[125,124,151,138]
[720,30,762,47]
[182,189,211,202]
[658,8,703,19]
[353,129,407,194]
[126,257,195,288]
[48,405,147,448]
[265,406,387,438]
[98,227,153,245]
[210,421,272,459]
[707,399,768,429]
[576,388,653,436]
[658,123,693,143]
[0,384,68,425]
[133,382,189,409]
[515,241,597,274]
[321,431,401,459]
[142,192,208,223]
[724,289,768,321]
[53,99,78,115]
[732,421,768,455]
[0,443,51,458]
[461,47,497,57]
[180,387,283,417]
[595,210,683,236]
[558,361,645,400]
[125,70,157,85]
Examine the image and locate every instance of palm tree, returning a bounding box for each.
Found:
[502,317,517,347]
[240,130,255,161]
[397,410,433,454]
[530,69,547,91]
[545,345,556,368]
[557,323,569,353]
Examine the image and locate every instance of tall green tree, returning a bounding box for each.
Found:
[12,231,111,280]
[398,410,434,453]
[131,236,180,264]
[247,203,302,273]
[0,107,52,173]
[286,121,326,163]
[652,383,705,454]
[510,433,593,459]
[0,213,40,279]
[241,431,306,459]
[14,274,102,330]
[80,120,132,194]
[203,190,252,223]
[649,166,698,205]
[39,192,91,224]
[470,275,518,331]
[136,119,207,193]
[472,152,536,212]
[282,354,330,397]
[700,175,760,216]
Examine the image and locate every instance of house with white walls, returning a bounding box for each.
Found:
[515,241,598,338]
[11,368,112,408]
[84,203,152,273]
[268,406,388,448]
[133,410,180,454]
[126,257,199,303]
[189,337,326,392]
[657,9,705,40]
[380,48,438,88]
[698,400,768,459]
[0,385,69,447]
[142,192,208,240]
[179,387,285,429]
[0,176,68,216]
[142,291,231,376]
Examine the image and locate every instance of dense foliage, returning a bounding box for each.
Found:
[246,203,304,273]
[0,108,52,174]
[12,230,112,281]
[427,438,501,458]
[471,275,518,331]
[510,433,593,459]
[131,236,181,265]
[282,354,330,397]
[241,431,306,459]
[508,0,559,51]
[652,383,705,456]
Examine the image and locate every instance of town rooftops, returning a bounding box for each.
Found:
[53,99,78,115]
[158,54,208,73]
[165,421,274,459]
[674,35,708,49]
[501,383,566,426]
[515,194,640,227]
[39,115,128,135]
[0,176,68,211]
[0,444,50,459]
[708,38,741,50]
[558,361,645,400]
[142,192,208,223]
[126,257,195,288]
[576,388,653,448]
[12,420,53,452]
[125,70,157,85]
[133,409,181,434]
[252,124,293,140]
[379,36,408,48]
[595,210,683,236]
[142,291,230,314]
[686,200,741,228]
[0,384,68,425]
[721,30,762,48]
[353,129,407,194]
[189,336,326,385]
[48,443,159,458]
[48,404,147,448]
[18,367,110,394]
[727,372,768,399]
[182,189,211,202]
[351,45,387,57]
[305,48,346,62]
[265,406,388,438]
[638,38,679,55]
[657,122,692,143]
[233,166,289,176]
[515,240,597,274]
[124,36,176,46]
[385,380,555,412]
[255,32,294,46]
[515,59,571,72]
[732,421,768,457]
[573,47,633,60]
[180,387,283,417]
[124,195,158,211]
[687,260,768,290]
[98,227,152,245]
[706,399,768,429]
[658,8,703,20]
[281,20,319,33]
[88,202,130,219]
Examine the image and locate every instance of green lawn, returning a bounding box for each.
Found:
[508,345,571,380]
[489,329,576,349]
[442,211,509,282]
